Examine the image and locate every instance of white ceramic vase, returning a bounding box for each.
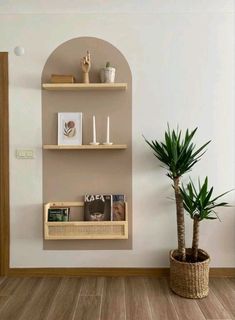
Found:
[100,67,116,83]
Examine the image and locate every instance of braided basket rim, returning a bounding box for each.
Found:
[170,248,210,266]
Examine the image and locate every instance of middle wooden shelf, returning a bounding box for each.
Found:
[43,144,127,150]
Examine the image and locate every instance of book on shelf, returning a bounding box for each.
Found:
[112,194,125,221]
[51,74,75,84]
[83,194,126,222]
[84,194,112,221]
[48,208,70,222]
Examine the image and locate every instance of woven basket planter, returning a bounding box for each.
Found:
[170,248,210,299]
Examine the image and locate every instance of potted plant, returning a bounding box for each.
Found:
[144,126,210,262]
[170,177,230,298]
[100,62,116,83]
[145,127,232,298]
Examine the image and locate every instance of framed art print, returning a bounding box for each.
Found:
[58,112,82,145]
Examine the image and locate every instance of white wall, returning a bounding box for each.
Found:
[0,1,234,267]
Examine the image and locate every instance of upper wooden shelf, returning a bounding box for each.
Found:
[43,144,127,150]
[42,83,128,91]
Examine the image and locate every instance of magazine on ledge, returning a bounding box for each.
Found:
[84,194,112,221]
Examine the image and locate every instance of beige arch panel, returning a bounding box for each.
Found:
[42,37,132,250]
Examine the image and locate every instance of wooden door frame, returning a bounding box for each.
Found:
[0,52,10,276]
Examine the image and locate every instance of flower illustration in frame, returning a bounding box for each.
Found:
[58,112,82,145]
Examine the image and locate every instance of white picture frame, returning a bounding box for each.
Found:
[58,112,82,145]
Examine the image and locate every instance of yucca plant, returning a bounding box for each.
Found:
[180,177,230,262]
[144,126,210,261]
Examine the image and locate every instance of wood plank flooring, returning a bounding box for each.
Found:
[0,276,233,320]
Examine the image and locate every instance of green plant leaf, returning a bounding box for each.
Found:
[204,216,217,220]
[180,177,232,222]
[211,190,233,203]
[144,127,210,180]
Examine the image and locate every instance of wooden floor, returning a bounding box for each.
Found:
[0,277,234,320]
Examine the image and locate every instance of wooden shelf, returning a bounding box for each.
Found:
[42,83,127,91]
[44,202,128,240]
[43,144,127,150]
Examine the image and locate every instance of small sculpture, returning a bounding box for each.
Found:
[80,51,91,83]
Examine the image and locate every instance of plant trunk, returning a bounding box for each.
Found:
[192,217,200,262]
[173,177,186,261]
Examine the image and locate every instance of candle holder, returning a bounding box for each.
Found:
[103,142,113,145]
[90,142,100,145]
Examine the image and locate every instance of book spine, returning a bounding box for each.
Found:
[111,195,113,221]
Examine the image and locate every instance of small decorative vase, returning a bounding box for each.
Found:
[100,67,116,83]
[170,248,210,299]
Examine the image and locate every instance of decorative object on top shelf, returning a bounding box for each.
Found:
[103,116,113,145]
[100,62,116,83]
[58,112,82,145]
[80,51,91,84]
[51,74,75,84]
[90,115,100,145]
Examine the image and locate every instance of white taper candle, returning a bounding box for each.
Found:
[107,116,110,143]
[93,115,96,143]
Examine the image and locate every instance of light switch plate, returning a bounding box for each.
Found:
[16,149,35,159]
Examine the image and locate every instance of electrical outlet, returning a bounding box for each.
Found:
[16,149,35,159]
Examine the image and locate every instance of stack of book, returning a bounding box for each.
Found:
[51,74,75,83]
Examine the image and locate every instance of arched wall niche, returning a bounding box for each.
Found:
[41,37,132,250]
